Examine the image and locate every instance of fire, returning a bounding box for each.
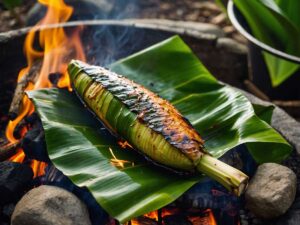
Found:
[144,210,160,221]
[5,0,85,177]
[130,208,217,225]
[189,209,217,225]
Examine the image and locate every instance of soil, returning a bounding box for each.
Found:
[138,0,246,43]
[0,0,245,44]
[0,1,34,33]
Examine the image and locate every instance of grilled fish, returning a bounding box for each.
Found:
[68,60,248,196]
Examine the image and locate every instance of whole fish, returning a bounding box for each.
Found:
[68,60,248,196]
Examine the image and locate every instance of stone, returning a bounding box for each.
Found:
[0,161,33,205]
[245,163,297,219]
[11,185,91,225]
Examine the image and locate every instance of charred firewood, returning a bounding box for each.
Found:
[13,119,27,140]
[48,72,62,87]
[22,126,49,162]
[8,60,42,120]
[0,161,33,205]
[163,215,192,225]
[24,112,39,125]
[131,217,158,225]
[0,141,20,161]
[10,113,39,140]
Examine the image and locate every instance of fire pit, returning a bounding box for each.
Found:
[1,4,300,225]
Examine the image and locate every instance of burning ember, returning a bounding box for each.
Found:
[129,208,217,225]
[5,0,86,177]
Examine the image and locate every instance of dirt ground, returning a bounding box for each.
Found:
[0,0,245,43]
[138,0,245,43]
[0,1,34,32]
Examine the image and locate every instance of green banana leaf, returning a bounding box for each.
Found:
[263,52,299,86]
[270,0,300,85]
[233,0,300,86]
[233,0,300,55]
[28,36,292,222]
[276,0,300,28]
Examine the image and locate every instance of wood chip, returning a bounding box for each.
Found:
[223,25,236,34]
[8,60,41,120]
[210,13,226,25]
[273,100,300,108]
[193,2,221,12]
[0,141,20,161]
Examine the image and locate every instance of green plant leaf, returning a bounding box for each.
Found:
[263,51,300,86]
[28,36,292,222]
[233,0,300,55]
[275,0,300,28]
[28,88,201,222]
[2,0,22,9]
[269,0,300,86]
[252,104,274,124]
[233,0,300,86]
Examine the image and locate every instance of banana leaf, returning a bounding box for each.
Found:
[263,52,299,86]
[233,0,300,86]
[275,0,300,28]
[233,0,300,55]
[28,36,292,222]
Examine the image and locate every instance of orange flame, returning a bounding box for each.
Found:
[189,209,217,225]
[144,211,159,221]
[5,0,86,177]
[131,208,217,225]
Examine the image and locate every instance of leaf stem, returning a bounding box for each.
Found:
[197,154,248,196]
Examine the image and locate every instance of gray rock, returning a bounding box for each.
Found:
[11,185,91,225]
[245,163,297,219]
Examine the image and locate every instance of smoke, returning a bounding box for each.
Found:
[79,0,145,66]
[85,24,146,66]
[27,0,146,66]
[86,0,139,20]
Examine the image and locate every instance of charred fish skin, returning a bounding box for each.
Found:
[68,60,249,196]
[68,60,197,171]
